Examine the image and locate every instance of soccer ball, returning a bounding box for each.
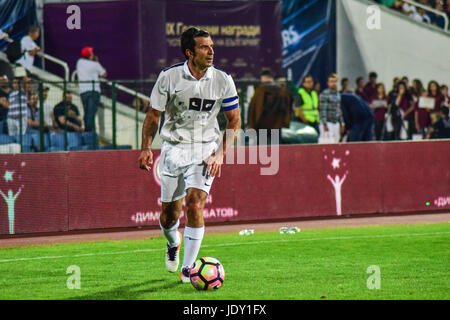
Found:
[189,257,225,290]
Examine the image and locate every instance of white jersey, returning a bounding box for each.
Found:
[150,61,238,145]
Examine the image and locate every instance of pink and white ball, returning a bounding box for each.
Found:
[189,257,225,291]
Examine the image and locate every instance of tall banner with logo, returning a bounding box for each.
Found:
[281,0,336,87]
[43,0,282,80]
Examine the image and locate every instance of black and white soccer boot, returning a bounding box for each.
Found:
[179,266,191,283]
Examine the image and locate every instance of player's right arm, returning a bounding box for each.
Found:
[138,108,162,171]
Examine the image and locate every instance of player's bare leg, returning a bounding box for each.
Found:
[180,188,207,283]
[160,199,183,272]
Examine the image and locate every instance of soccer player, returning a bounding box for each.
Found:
[138,27,241,283]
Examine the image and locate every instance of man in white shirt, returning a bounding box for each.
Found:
[16,26,41,72]
[138,27,241,283]
[76,47,107,132]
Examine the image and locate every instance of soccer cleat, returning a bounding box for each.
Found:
[165,232,182,273]
[179,266,191,283]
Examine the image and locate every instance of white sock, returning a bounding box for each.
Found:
[182,226,205,270]
[159,219,181,248]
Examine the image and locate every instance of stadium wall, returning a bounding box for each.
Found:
[337,0,450,87]
[0,140,449,235]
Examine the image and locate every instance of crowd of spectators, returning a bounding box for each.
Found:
[246,68,450,144]
[376,0,450,30]
[0,66,87,141]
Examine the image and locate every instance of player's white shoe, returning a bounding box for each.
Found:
[179,266,191,283]
[165,232,182,273]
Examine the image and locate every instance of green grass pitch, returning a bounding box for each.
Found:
[0,222,449,300]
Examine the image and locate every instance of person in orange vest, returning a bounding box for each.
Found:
[294,75,319,133]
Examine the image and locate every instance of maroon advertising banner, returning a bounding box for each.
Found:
[0,141,449,235]
[0,153,68,235]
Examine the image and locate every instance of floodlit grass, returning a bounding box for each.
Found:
[0,223,449,300]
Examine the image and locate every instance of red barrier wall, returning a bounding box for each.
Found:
[0,140,448,235]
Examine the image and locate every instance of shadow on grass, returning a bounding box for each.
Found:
[66,279,180,300]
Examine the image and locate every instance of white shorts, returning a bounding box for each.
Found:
[159,141,217,202]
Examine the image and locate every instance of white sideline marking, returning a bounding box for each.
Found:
[0,231,449,263]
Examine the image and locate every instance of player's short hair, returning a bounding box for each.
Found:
[441,106,449,116]
[369,71,378,79]
[181,27,210,59]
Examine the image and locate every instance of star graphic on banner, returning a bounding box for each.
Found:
[331,158,341,169]
[4,170,14,182]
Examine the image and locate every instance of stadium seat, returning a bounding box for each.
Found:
[49,132,66,152]
[67,132,83,149]
[30,132,51,151]
[81,131,99,150]
[117,145,132,150]
[0,134,14,145]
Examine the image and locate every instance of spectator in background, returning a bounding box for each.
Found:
[27,92,51,133]
[414,81,433,137]
[410,78,424,101]
[391,81,415,139]
[16,26,41,73]
[363,72,378,103]
[7,74,28,136]
[388,77,400,97]
[445,0,450,18]
[76,46,107,132]
[427,80,443,123]
[425,106,450,139]
[319,74,345,143]
[431,1,447,28]
[341,93,374,142]
[247,69,292,144]
[53,91,85,133]
[401,76,410,89]
[41,86,57,130]
[390,1,404,13]
[314,80,321,94]
[370,83,389,140]
[355,77,367,101]
[412,7,432,24]
[402,1,418,16]
[0,75,9,134]
[340,78,352,93]
[294,75,319,133]
[440,84,449,107]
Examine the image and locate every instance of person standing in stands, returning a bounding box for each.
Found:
[319,74,345,143]
[294,75,319,133]
[76,46,107,132]
[7,69,28,136]
[0,76,9,134]
[16,26,41,74]
[363,71,378,104]
[247,69,292,144]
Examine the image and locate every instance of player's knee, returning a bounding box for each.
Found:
[160,209,179,228]
[186,199,203,214]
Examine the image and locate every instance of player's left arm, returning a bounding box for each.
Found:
[206,107,241,178]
